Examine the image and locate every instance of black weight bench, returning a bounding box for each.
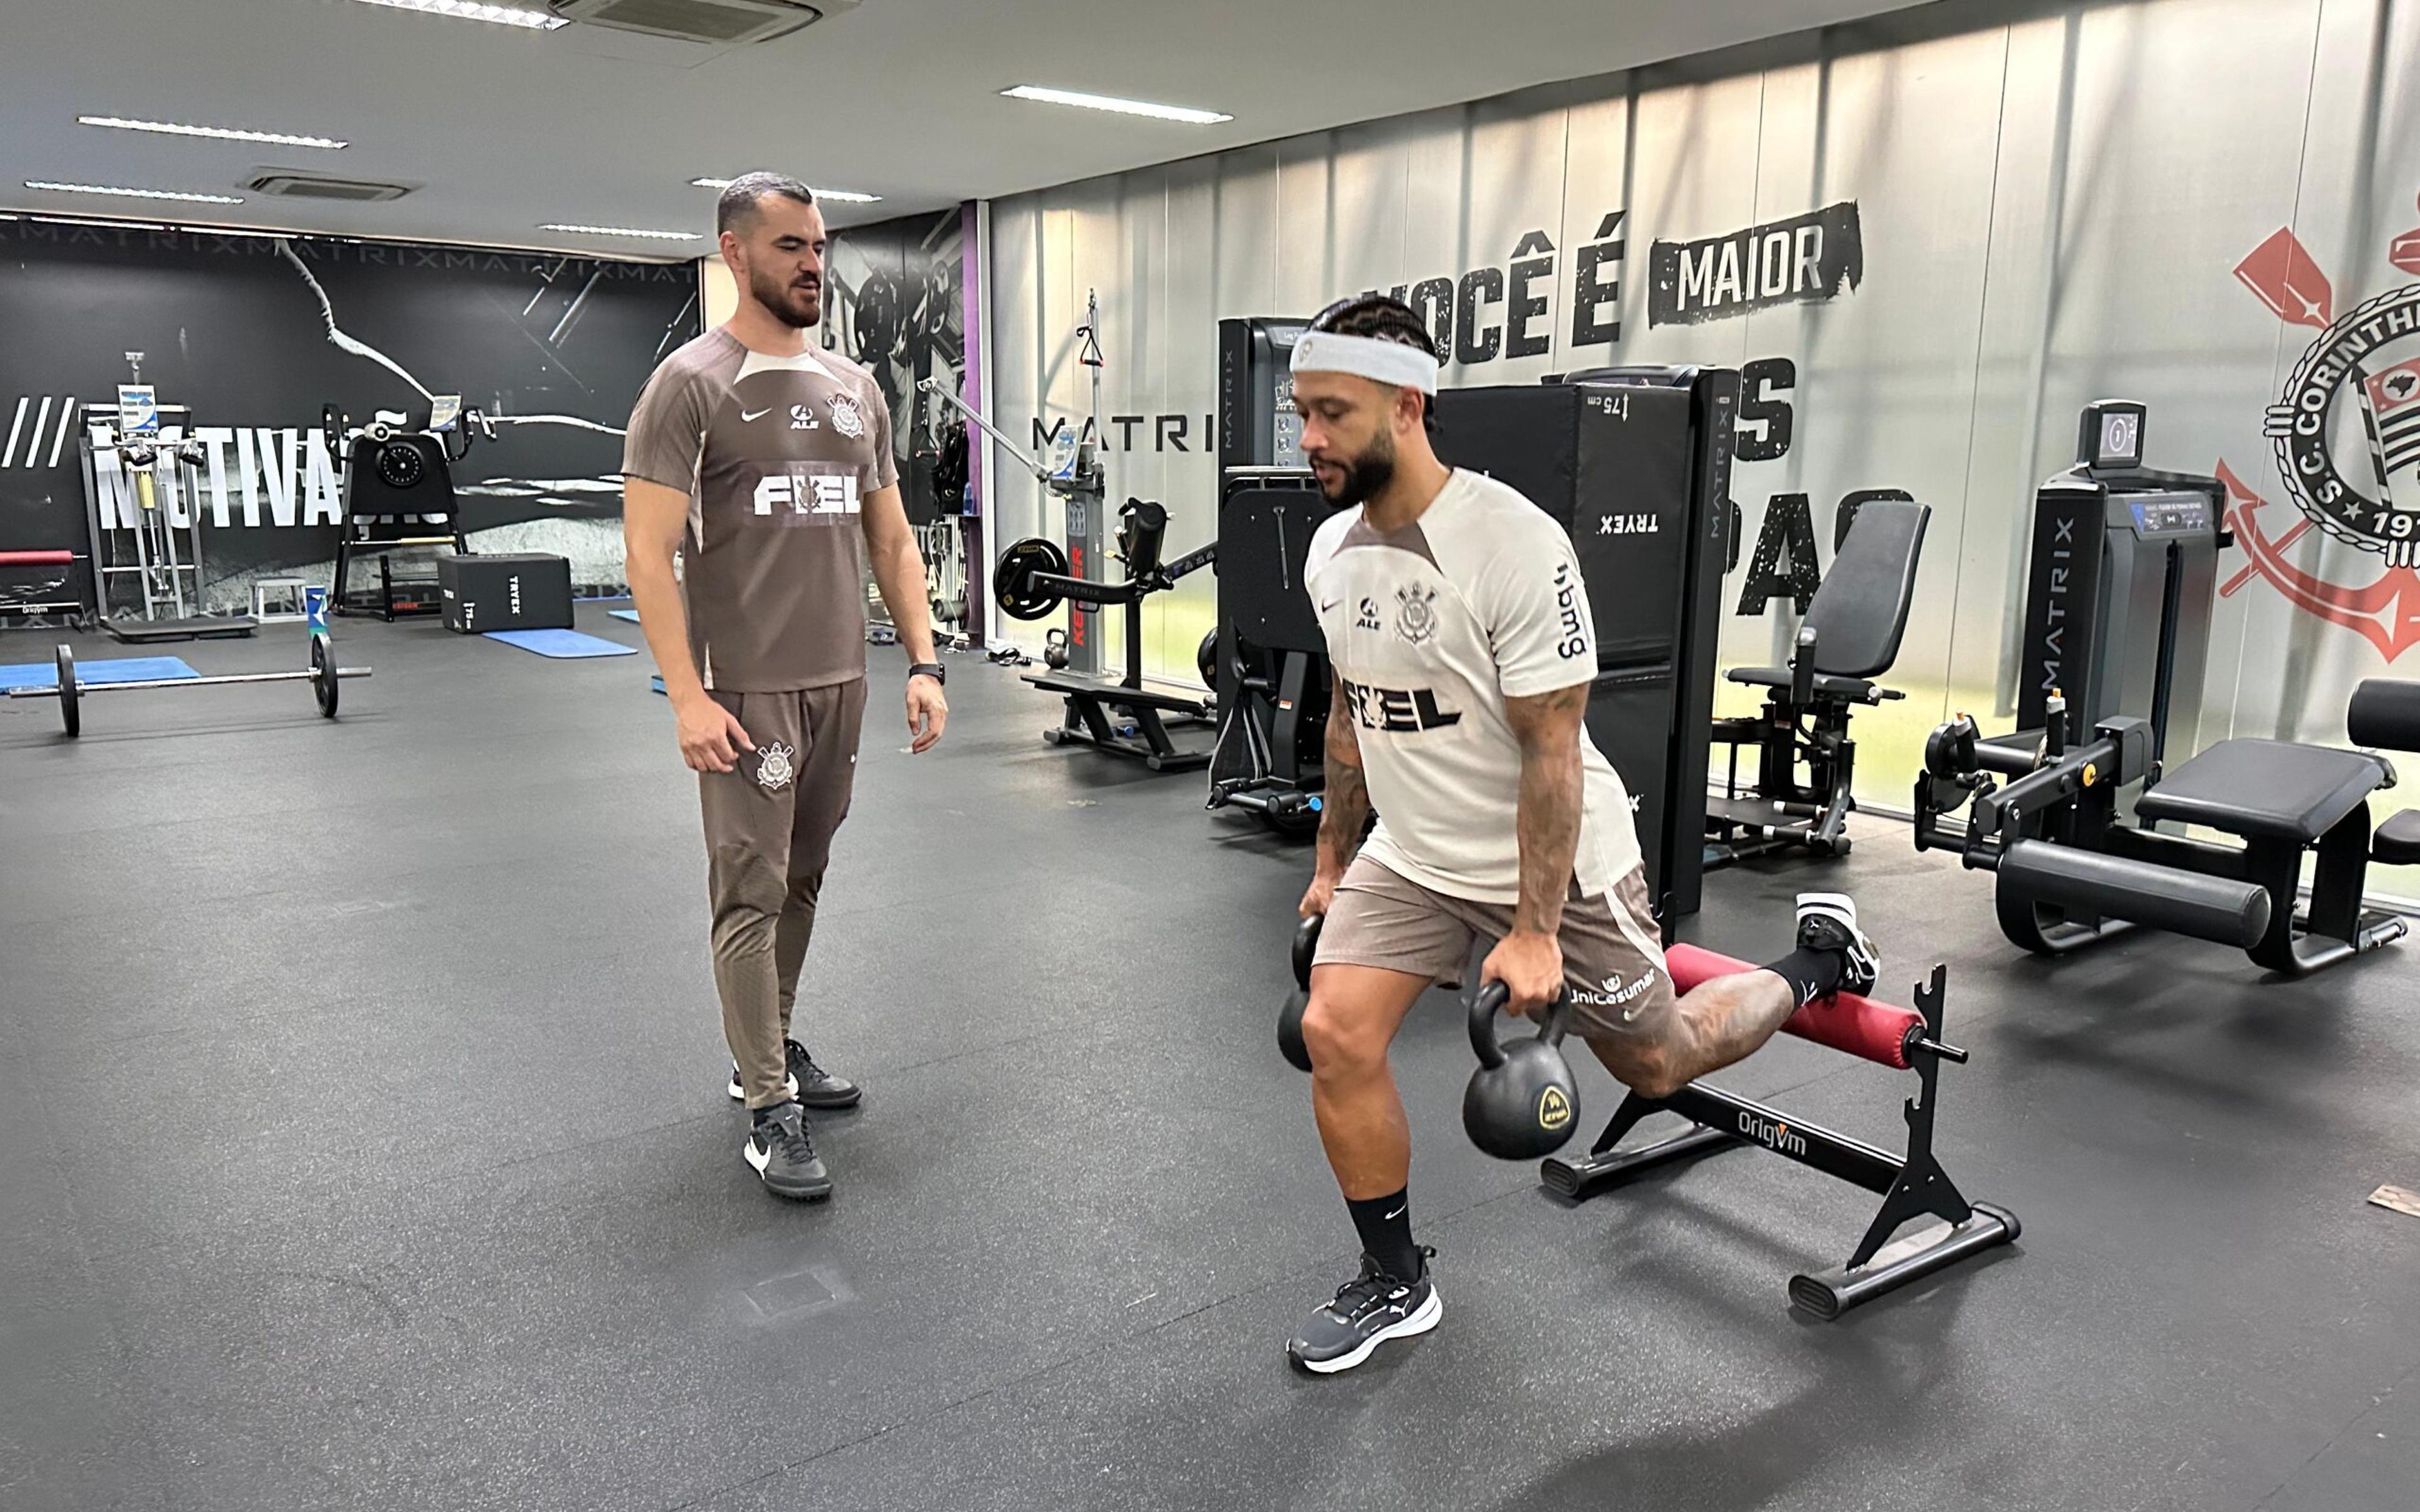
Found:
[2123,738,2400,973]
[1708,500,1929,866]
[2353,679,2420,868]
[1918,678,2420,976]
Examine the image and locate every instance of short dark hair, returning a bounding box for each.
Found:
[1307,294,1439,427]
[717,172,816,236]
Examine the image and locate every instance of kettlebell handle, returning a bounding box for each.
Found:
[1468,982,1570,1068]
[1292,914,1322,992]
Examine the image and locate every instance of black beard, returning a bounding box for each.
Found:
[1320,435,1397,506]
[751,268,821,328]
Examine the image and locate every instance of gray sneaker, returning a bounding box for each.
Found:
[744,1101,832,1201]
[1287,1252,1441,1375]
[727,1040,861,1109]
[1796,892,1880,997]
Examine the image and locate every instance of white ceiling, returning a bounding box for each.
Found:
[3,0,1935,258]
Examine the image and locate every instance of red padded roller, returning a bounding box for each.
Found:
[1666,942,1920,1070]
[0,551,74,567]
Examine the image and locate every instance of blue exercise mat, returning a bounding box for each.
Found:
[482,629,638,659]
[609,609,641,623]
[0,654,200,693]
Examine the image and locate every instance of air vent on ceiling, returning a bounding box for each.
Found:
[245,170,417,202]
[550,0,856,46]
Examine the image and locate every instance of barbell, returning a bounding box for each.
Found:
[11,639,370,738]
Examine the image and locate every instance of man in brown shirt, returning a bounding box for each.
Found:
[623,172,948,1201]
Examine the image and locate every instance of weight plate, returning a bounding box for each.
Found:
[1197,630,1218,689]
[55,644,79,738]
[312,637,340,719]
[1921,771,1974,818]
[993,537,1069,622]
[376,442,425,490]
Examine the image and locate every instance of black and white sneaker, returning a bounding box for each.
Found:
[1796,892,1880,997]
[744,1101,832,1201]
[727,1039,861,1110]
[1287,1252,1441,1375]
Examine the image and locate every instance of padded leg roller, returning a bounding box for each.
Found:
[1997,841,2271,949]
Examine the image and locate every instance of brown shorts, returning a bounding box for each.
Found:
[1314,854,1677,1041]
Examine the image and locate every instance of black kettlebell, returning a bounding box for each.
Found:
[1277,915,1320,1072]
[1462,983,1581,1160]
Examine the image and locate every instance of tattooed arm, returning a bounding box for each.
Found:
[1486,680,1589,1011]
[1301,673,1369,918]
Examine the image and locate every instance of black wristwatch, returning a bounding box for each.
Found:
[908,662,947,686]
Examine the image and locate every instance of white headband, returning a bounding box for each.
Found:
[1289,330,1439,395]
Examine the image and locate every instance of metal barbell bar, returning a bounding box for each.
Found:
[9,641,371,737]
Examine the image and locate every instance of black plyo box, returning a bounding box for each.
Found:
[1432,384,1698,667]
[438,553,573,634]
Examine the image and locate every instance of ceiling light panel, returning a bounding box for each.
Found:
[26,181,245,203]
[999,86,1231,125]
[351,0,569,30]
[79,116,349,149]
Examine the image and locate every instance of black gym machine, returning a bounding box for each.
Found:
[990,498,1219,771]
[323,399,484,621]
[1914,401,2418,975]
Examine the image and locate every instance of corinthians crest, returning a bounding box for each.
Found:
[2227,204,2420,658]
[1394,583,1439,645]
[756,740,797,791]
[826,393,868,440]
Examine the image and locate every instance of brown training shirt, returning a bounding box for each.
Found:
[623,328,897,691]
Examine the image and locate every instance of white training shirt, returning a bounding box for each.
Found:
[1306,468,1642,905]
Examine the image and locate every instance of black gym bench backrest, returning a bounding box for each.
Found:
[1804,500,1930,681]
[2347,679,2420,753]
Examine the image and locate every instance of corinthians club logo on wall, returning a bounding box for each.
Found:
[2226,202,2420,658]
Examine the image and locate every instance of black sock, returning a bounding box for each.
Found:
[1761,947,1844,1009]
[1346,1188,1423,1281]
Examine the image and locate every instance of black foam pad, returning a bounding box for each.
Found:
[2374,811,2420,868]
[2348,679,2420,753]
[2135,739,2389,843]
[1802,500,1929,680]
[1998,841,2271,949]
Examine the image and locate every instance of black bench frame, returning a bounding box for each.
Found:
[1544,965,2018,1319]
[1707,500,1928,867]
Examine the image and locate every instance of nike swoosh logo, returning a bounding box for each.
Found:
[740,408,774,422]
[1384,1204,1406,1220]
[1319,599,1342,613]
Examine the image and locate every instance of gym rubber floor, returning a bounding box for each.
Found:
[6,607,2417,1512]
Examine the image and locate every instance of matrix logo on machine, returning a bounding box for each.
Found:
[2227,206,2420,658]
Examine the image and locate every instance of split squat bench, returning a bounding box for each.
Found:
[1545,944,2019,1320]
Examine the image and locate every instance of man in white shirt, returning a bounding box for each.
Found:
[1282,295,1880,1374]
